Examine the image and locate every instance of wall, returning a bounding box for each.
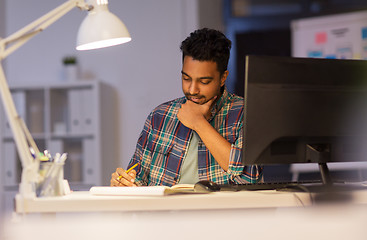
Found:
[0,0,5,221]
[198,0,224,31]
[0,1,4,35]
[2,0,223,175]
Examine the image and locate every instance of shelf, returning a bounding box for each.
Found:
[0,80,118,212]
[50,133,94,139]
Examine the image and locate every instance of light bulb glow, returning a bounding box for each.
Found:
[76,37,131,51]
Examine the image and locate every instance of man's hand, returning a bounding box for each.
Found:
[110,168,137,187]
[178,96,231,171]
[177,97,217,131]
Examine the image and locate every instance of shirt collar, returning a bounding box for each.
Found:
[209,87,229,120]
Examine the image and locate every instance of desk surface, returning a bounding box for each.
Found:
[9,190,367,240]
[15,189,367,214]
[15,190,308,213]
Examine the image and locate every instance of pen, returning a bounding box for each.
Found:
[58,153,68,163]
[29,147,36,159]
[44,150,52,160]
[118,163,139,180]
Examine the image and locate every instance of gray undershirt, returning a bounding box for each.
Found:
[178,132,200,184]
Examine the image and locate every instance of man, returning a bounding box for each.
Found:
[111,28,262,187]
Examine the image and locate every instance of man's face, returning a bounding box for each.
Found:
[181,56,228,105]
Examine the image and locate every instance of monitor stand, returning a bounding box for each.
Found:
[301,144,366,195]
[304,143,334,187]
[318,162,332,186]
[306,143,332,184]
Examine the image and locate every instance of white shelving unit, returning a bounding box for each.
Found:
[0,80,118,212]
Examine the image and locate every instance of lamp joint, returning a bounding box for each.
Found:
[75,0,93,11]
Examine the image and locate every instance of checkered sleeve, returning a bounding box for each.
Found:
[128,112,154,186]
[227,100,263,184]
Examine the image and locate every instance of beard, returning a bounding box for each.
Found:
[184,93,207,105]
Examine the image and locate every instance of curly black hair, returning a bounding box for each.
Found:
[180,28,232,76]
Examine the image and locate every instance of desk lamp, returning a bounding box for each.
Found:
[0,0,131,199]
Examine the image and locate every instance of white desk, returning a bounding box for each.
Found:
[14,190,314,213]
[4,190,367,240]
[14,188,367,213]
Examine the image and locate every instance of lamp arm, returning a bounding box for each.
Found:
[0,0,91,198]
[0,63,37,197]
[0,64,31,165]
[0,0,90,60]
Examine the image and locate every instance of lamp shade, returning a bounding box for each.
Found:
[76,1,131,51]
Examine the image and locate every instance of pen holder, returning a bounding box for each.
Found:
[37,161,65,197]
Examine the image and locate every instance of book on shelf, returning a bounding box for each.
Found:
[89,184,199,196]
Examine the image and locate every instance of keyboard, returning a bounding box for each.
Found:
[218,181,367,192]
[218,180,323,191]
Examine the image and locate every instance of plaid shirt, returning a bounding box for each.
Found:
[128,89,263,186]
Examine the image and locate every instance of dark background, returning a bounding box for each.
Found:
[223,0,367,182]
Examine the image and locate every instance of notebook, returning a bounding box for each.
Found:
[89,184,197,196]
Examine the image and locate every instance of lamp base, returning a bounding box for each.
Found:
[19,181,37,199]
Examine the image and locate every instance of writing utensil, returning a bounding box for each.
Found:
[38,152,50,161]
[44,150,52,160]
[118,163,139,180]
[58,153,68,163]
[29,147,36,159]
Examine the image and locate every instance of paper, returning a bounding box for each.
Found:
[90,184,196,196]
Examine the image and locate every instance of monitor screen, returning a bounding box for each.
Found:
[242,55,367,167]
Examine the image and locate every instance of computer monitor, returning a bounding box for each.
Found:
[242,55,367,184]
